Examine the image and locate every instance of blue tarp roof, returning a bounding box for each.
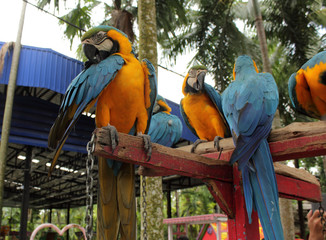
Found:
[0,41,197,149]
[0,41,84,94]
[0,95,94,153]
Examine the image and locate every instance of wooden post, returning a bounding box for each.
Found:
[19,146,32,240]
[227,165,260,239]
[167,225,173,240]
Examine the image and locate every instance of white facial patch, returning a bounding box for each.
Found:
[96,39,113,51]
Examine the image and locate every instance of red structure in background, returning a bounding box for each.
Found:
[163,214,265,240]
[163,214,227,239]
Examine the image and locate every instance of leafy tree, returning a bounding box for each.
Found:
[262,0,324,66]
[160,0,260,91]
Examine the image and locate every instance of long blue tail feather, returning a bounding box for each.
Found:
[243,139,283,240]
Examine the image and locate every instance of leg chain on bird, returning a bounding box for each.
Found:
[319,202,326,233]
[86,134,95,240]
[142,176,148,240]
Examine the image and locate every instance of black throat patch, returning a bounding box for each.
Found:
[319,71,326,85]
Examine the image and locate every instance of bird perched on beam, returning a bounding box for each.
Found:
[180,65,230,152]
[288,51,326,120]
[48,25,157,240]
[148,95,182,146]
[139,95,183,176]
[222,55,284,240]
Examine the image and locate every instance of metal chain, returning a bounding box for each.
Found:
[319,202,326,233]
[85,134,95,240]
[142,175,148,240]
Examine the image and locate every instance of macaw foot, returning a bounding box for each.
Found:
[137,132,152,161]
[214,136,223,160]
[99,124,119,153]
[191,139,207,153]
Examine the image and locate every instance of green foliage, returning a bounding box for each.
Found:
[162,186,218,239]
[37,0,62,11]
[263,0,320,66]
[59,2,99,47]
[156,0,188,41]
[159,0,260,91]
[1,207,20,231]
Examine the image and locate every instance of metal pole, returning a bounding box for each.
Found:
[66,204,70,240]
[167,183,171,218]
[19,146,32,240]
[0,1,27,226]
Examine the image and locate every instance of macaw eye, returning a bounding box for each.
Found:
[92,31,108,45]
[188,69,196,77]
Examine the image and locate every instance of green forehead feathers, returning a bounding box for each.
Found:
[190,65,207,70]
[81,25,127,41]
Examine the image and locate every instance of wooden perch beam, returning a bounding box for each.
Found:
[180,121,326,161]
[94,128,232,183]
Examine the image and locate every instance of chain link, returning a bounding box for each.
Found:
[142,176,148,240]
[85,134,95,240]
[318,202,326,233]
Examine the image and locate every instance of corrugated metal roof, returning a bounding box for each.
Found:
[0,95,93,153]
[0,41,83,94]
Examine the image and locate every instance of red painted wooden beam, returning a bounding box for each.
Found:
[94,129,233,183]
[93,127,322,212]
[203,133,326,162]
[277,174,321,202]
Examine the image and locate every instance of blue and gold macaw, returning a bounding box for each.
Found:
[138,95,183,176]
[222,55,283,240]
[180,65,230,151]
[148,95,182,146]
[48,25,157,240]
[288,51,326,120]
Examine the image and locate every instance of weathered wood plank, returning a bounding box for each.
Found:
[93,128,233,183]
[93,126,322,203]
[277,174,321,202]
[180,121,326,162]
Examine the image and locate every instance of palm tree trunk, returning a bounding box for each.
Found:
[138,1,164,239]
[251,0,272,73]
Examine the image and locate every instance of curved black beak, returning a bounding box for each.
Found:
[194,71,206,91]
[83,44,101,64]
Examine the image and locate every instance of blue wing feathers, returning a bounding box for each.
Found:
[142,59,158,134]
[180,99,199,138]
[205,83,223,112]
[288,73,297,109]
[148,112,182,147]
[60,55,124,115]
[49,55,125,157]
[301,51,326,70]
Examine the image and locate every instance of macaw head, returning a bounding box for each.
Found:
[183,65,208,94]
[233,55,259,80]
[153,95,172,114]
[81,25,132,65]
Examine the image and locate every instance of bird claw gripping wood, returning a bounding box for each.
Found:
[319,203,326,233]
[214,136,224,160]
[85,134,95,240]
